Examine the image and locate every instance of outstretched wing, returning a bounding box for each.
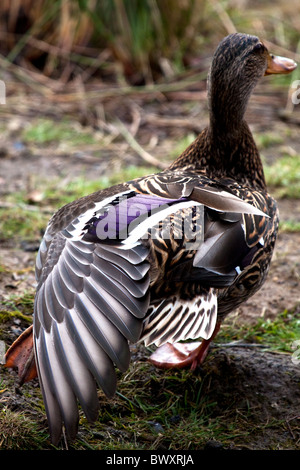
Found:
[33,175,268,444]
[34,198,151,443]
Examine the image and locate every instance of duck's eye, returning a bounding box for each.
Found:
[253,42,264,53]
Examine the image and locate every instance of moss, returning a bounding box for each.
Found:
[0,310,33,324]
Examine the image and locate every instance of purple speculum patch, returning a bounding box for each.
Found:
[82,193,189,241]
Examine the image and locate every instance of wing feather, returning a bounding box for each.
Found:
[34,231,150,444]
[35,329,79,442]
[75,287,133,370]
[82,278,142,344]
[65,308,117,397]
[89,264,149,316]
[57,254,84,293]
[63,247,91,277]
[93,253,149,297]
[141,290,217,347]
[51,321,100,422]
[96,247,148,280]
[51,267,74,309]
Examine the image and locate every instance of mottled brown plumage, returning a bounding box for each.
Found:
[5,33,296,444]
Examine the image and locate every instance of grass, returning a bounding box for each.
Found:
[0,165,158,242]
[255,131,285,149]
[51,165,158,203]
[0,205,48,241]
[0,292,34,342]
[168,133,196,160]
[0,0,208,84]
[264,153,300,198]
[0,308,33,325]
[23,118,97,146]
[0,407,49,450]
[279,220,300,232]
[1,0,300,88]
[218,309,300,354]
[1,288,298,450]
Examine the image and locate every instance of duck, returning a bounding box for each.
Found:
[5,33,297,444]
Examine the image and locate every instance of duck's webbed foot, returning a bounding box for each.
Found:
[148,322,221,370]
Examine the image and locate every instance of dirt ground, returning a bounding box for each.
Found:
[0,75,299,449]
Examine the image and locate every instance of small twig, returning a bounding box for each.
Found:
[128,105,142,138]
[286,420,296,439]
[144,112,204,133]
[113,118,168,169]
[210,0,236,35]
[50,71,208,104]
[0,54,52,95]
[62,428,69,450]
[214,341,267,349]
[0,201,53,214]
[285,415,300,441]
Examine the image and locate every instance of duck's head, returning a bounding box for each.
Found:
[208,33,297,136]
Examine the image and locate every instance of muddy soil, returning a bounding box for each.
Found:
[0,78,299,450]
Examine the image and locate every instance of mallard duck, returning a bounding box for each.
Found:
[5,33,296,444]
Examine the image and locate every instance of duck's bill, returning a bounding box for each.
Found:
[265,54,297,75]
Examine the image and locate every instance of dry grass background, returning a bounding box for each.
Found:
[0,0,300,86]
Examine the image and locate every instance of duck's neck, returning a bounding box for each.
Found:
[209,118,266,189]
[208,64,259,137]
[170,118,266,191]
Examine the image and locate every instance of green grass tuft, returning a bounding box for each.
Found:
[264,154,300,198]
[0,407,49,450]
[0,206,48,241]
[217,309,300,353]
[23,118,96,146]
